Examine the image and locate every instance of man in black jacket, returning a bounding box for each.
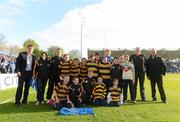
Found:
[130,47,146,101]
[15,45,36,107]
[46,48,63,103]
[146,49,167,103]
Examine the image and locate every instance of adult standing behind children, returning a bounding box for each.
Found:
[46,48,63,103]
[130,47,146,101]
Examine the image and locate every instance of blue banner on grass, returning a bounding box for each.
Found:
[59,107,94,115]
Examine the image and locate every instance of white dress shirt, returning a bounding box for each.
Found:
[26,54,32,71]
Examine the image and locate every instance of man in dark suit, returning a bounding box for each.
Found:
[130,47,146,101]
[15,45,36,107]
[146,49,167,103]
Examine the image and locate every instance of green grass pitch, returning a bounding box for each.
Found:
[0,74,180,122]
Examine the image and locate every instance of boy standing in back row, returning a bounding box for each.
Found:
[121,55,136,103]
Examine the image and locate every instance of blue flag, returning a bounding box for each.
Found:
[30,78,37,91]
[59,107,95,116]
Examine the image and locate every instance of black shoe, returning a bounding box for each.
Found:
[22,101,29,104]
[142,99,146,102]
[132,101,137,104]
[152,98,157,102]
[162,100,167,104]
[15,103,20,107]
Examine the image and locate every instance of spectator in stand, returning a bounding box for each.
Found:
[9,58,16,73]
[0,55,8,73]
[0,54,17,73]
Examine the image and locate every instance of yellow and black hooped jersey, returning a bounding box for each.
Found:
[86,61,98,77]
[109,87,122,102]
[93,83,106,99]
[59,61,71,76]
[54,82,69,100]
[80,64,88,81]
[70,64,80,77]
[98,63,111,80]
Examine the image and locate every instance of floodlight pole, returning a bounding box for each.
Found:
[81,23,83,58]
[80,18,85,58]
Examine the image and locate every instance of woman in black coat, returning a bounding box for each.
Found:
[34,52,51,105]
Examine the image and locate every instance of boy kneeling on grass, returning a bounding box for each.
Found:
[107,78,123,107]
[53,75,73,110]
[82,70,96,105]
[69,77,83,107]
[92,76,107,106]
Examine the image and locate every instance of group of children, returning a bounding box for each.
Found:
[52,74,123,110]
[45,53,136,110]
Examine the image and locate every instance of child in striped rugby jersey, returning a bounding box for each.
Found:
[92,76,107,106]
[59,54,71,80]
[98,57,111,88]
[79,58,88,83]
[108,78,123,107]
[53,75,73,110]
[86,55,98,80]
[70,58,80,79]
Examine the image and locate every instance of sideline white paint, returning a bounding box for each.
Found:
[0,91,36,104]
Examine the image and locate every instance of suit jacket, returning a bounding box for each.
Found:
[146,55,166,79]
[15,52,36,73]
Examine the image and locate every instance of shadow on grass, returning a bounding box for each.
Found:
[81,100,165,108]
[0,101,54,114]
[0,100,165,115]
[122,100,164,106]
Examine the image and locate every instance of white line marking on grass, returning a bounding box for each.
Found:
[0,98,14,104]
[0,91,36,105]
